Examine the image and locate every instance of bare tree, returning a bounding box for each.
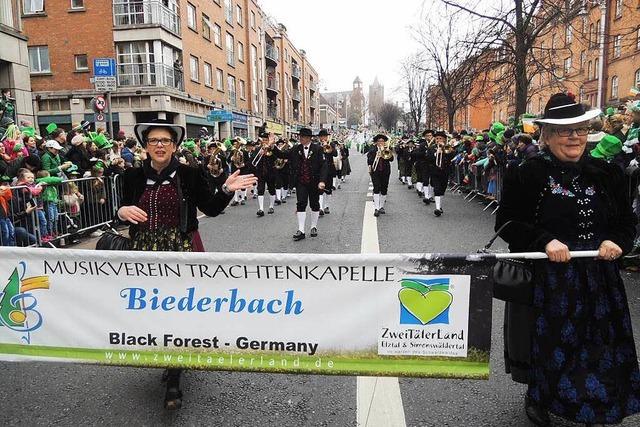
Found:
[401,53,431,133]
[416,13,486,132]
[379,103,403,131]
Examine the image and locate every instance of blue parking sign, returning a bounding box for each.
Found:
[93,58,116,77]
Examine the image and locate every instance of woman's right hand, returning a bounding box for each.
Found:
[545,239,571,263]
[117,206,148,224]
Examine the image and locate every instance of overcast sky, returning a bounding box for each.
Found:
[260,0,427,106]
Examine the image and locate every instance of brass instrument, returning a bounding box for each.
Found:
[274,141,290,170]
[251,140,274,167]
[322,142,334,154]
[231,137,246,169]
[208,154,224,178]
[372,141,393,171]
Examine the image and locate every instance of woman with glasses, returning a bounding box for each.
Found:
[116,119,257,410]
[495,93,640,426]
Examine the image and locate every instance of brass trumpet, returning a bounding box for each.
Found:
[323,142,334,154]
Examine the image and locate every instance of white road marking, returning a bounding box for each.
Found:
[356,200,407,427]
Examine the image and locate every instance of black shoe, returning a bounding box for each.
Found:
[407,185,413,189]
[275,199,282,206]
[423,198,430,204]
[319,210,325,216]
[525,397,550,427]
[434,209,443,217]
[163,369,183,411]
[379,207,386,214]
[374,209,380,217]
[240,199,246,205]
[416,189,422,196]
[230,200,239,206]
[429,197,435,203]
[268,207,274,214]
[257,210,265,217]
[310,227,318,237]
[281,199,287,203]
[324,207,330,214]
[293,230,306,241]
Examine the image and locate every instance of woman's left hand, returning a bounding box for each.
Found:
[598,240,623,261]
[225,170,257,191]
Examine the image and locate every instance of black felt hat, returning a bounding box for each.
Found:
[534,92,601,125]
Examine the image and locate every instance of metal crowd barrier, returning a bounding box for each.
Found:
[449,160,504,215]
[0,175,124,248]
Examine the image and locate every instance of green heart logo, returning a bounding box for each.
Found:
[398,287,453,325]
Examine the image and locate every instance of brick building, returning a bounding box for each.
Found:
[0,0,34,124]
[18,0,319,139]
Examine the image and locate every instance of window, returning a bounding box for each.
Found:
[589,23,595,47]
[227,74,236,106]
[635,69,640,88]
[202,14,211,40]
[224,0,233,24]
[580,51,585,70]
[565,26,572,44]
[588,61,592,79]
[74,54,88,71]
[614,35,622,58]
[579,86,585,102]
[611,75,619,98]
[116,41,159,87]
[204,62,212,86]
[70,0,83,9]
[239,80,246,99]
[236,5,242,25]
[187,3,196,30]
[551,34,556,49]
[564,57,572,74]
[594,58,599,79]
[23,0,44,14]
[216,68,224,91]
[251,10,256,28]
[595,20,600,43]
[637,27,640,50]
[226,32,234,66]
[237,41,244,62]
[213,23,221,46]
[28,46,50,73]
[615,0,623,18]
[190,55,199,81]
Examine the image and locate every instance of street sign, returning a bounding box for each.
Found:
[207,110,233,122]
[94,113,105,122]
[94,96,106,111]
[94,76,117,92]
[93,58,116,77]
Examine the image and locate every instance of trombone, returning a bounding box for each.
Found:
[372,141,393,171]
[251,140,274,167]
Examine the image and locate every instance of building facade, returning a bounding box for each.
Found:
[0,0,34,124]
[18,0,319,139]
[368,76,383,125]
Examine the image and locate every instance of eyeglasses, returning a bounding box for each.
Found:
[554,127,590,137]
[146,137,174,146]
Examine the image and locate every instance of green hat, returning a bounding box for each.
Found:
[496,130,505,145]
[20,126,36,137]
[46,123,58,134]
[182,139,196,152]
[605,107,616,117]
[89,132,113,149]
[488,122,505,141]
[590,134,622,160]
[66,164,78,173]
[475,135,484,142]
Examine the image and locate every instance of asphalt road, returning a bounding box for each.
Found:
[2,149,640,426]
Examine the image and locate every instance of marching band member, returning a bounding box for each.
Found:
[429,130,456,217]
[397,135,408,184]
[228,137,250,206]
[412,129,433,199]
[274,138,291,205]
[318,129,337,215]
[339,141,351,182]
[250,131,278,216]
[367,134,394,217]
[278,127,328,240]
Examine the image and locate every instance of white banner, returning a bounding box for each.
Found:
[0,248,492,378]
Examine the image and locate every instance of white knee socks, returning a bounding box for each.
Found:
[416,182,423,192]
[310,210,320,228]
[373,194,380,210]
[268,194,274,209]
[435,196,442,210]
[407,177,412,186]
[258,195,264,211]
[297,212,306,232]
[381,195,387,208]
[276,189,282,201]
[325,194,331,208]
[319,194,325,209]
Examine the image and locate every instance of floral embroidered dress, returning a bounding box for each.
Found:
[131,180,192,252]
[528,161,640,424]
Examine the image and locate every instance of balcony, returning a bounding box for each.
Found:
[116,62,184,91]
[113,0,181,36]
[291,63,301,80]
[309,81,318,92]
[292,89,301,102]
[266,76,279,93]
[267,105,278,119]
[0,0,21,33]
[265,44,279,65]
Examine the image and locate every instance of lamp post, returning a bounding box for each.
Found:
[596,0,607,109]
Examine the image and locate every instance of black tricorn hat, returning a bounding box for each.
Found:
[534,92,601,125]
[434,130,448,139]
[318,129,330,137]
[373,134,388,142]
[422,129,434,137]
[299,127,313,137]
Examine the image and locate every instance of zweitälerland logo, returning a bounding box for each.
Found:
[398,278,453,325]
[0,261,50,343]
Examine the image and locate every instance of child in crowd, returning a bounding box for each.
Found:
[35,170,63,241]
[0,175,15,246]
[15,168,47,242]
